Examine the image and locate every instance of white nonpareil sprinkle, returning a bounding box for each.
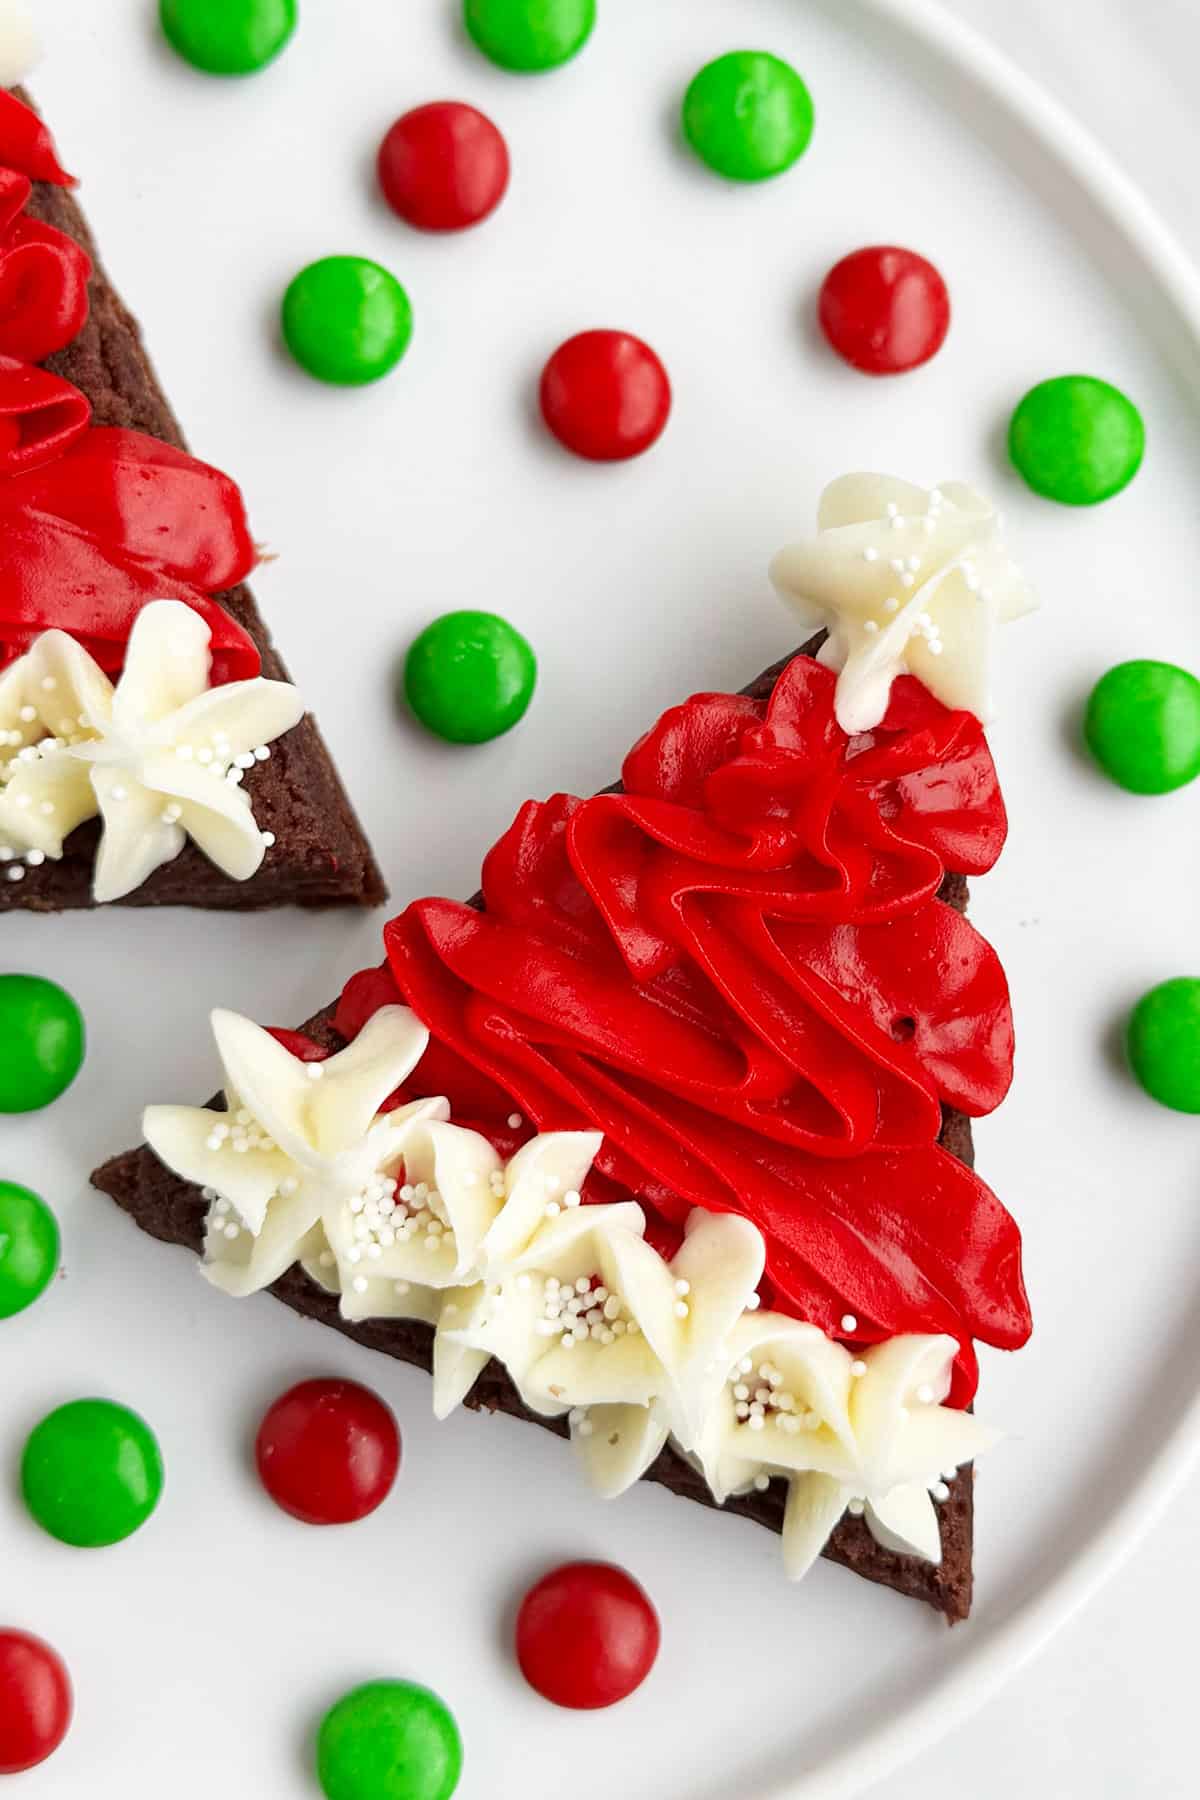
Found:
[507,1112,523,1129]
[850,1360,867,1378]
[840,1313,858,1333]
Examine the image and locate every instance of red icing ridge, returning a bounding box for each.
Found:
[339,659,1029,1405]
[0,90,259,679]
[0,90,76,187]
[0,361,259,678]
[0,170,91,360]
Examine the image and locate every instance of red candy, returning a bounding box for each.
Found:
[540,330,671,462]
[255,1379,400,1526]
[378,102,509,232]
[819,246,950,376]
[515,1562,660,1709]
[0,1630,72,1775]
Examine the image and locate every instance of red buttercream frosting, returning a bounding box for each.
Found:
[338,657,1030,1405]
[0,169,91,361]
[0,359,259,678]
[0,90,76,188]
[0,89,258,680]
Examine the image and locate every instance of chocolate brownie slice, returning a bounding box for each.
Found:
[93,648,978,1623]
[2,89,385,912]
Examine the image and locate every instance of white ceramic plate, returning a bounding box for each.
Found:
[9,2,1200,1796]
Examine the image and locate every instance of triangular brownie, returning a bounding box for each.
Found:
[96,607,1031,1621]
[0,84,384,911]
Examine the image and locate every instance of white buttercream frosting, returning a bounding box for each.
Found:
[0,2,39,85]
[143,1004,1001,1577]
[769,474,1037,733]
[0,601,304,901]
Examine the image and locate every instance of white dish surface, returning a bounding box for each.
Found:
[8,2,1200,1796]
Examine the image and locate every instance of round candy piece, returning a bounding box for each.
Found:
[682,50,814,182]
[378,103,509,233]
[819,246,950,375]
[464,0,595,72]
[515,1560,660,1708]
[1084,660,1200,795]
[1127,978,1200,1112]
[404,610,536,745]
[281,257,412,386]
[0,1182,59,1320]
[255,1378,400,1525]
[159,0,297,76]
[22,1399,164,1548]
[540,329,671,462]
[317,1680,462,1800]
[1009,374,1144,505]
[0,974,85,1114]
[0,1630,72,1775]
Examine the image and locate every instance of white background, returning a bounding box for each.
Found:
[5,2,1200,1797]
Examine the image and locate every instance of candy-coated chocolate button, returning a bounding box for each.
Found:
[1127,978,1200,1112]
[539,329,671,462]
[404,610,536,744]
[682,50,814,181]
[0,1630,72,1775]
[281,257,413,386]
[1009,374,1144,504]
[317,1680,462,1800]
[1084,660,1200,794]
[378,103,510,231]
[21,1399,164,1548]
[0,1182,59,1319]
[159,0,297,76]
[0,974,85,1114]
[255,1378,399,1525]
[819,246,950,375]
[515,1560,660,1708]
[464,0,595,72]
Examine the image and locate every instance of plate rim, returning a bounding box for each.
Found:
[755,3,1200,1796]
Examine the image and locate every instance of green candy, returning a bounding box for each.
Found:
[1009,374,1144,505]
[0,975,85,1114]
[1084,660,1200,794]
[282,257,413,386]
[160,0,297,76]
[682,50,814,182]
[22,1399,164,1548]
[403,611,536,745]
[317,1681,462,1800]
[0,1182,59,1319]
[1127,978,1200,1113]
[464,0,595,72]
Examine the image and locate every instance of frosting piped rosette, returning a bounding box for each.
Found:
[770,474,1038,732]
[0,601,302,900]
[142,1004,1000,1577]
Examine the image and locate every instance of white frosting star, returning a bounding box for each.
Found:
[705,1325,999,1573]
[0,600,304,901]
[769,474,1037,733]
[143,1006,444,1297]
[431,1159,765,1497]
